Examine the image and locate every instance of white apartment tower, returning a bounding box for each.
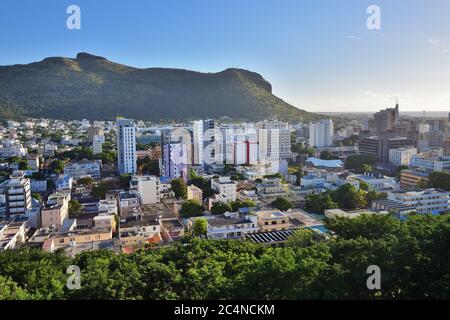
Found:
[5,171,32,216]
[116,118,137,174]
[309,119,334,147]
[192,120,204,166]
[256,120,291,161]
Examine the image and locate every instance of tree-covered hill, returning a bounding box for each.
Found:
[0,53,322,122]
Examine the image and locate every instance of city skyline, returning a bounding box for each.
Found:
[1,0,450,112]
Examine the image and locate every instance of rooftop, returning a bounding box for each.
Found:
[120,215,159,228]
[306,157,344,168]
[256,210,287,220]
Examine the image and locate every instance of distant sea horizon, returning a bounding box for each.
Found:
[317,111,449,118]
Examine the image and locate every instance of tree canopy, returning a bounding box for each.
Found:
[171,178,188,200]
[271,197,294,211]
[0,214,448,300]
[345,154,377,174]
[179,200,203,218]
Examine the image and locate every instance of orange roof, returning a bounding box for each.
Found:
[122,246,134,254]
[147,233,163,244]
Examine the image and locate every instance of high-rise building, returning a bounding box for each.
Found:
[192,120,204,166]
[308,119,334,147]
[5,171,32,216]
[92,135,104,155]
[160,128,190,180]
[116,118,137,174]
[202,120,223,166]
[256,120,291,160]
[87,126,104,143]
[360,135,415,163]
[373,103,399,134]
[231,129,258,165]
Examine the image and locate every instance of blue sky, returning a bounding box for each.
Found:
[1,0,450,112]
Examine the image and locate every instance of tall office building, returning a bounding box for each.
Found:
[309,119,334,147]
[87,125,104,143]
[360,135,415,163]
[116,118,137,174]
[374,103,399,134]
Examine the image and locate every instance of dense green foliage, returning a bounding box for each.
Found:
[291,144,315,156]
[69,200,82,215]
[210,199,256,215]
[345,154,377,173]
[192,218,208,236]
[0,53,322,122]
[188,176,216,198]
[171,178,188,200]
[428,172,450,191]
[137,158,160,176]
[305,183,387,213]
[271,197,294,211]
[0,214,448,300]
[179,200,203,218]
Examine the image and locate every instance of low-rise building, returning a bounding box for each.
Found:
[41,193,69,228]
[119,215,162,249]
[256,210,290,232]
[42,228,112,253]
[187,185,203,203]
[347,172,399,192]
[256,177,288,199]
[388,188,450,214]
[211,176,237,202]
[0,217,28,251]
[56,174,73,191]
[119,191,139,209]
[98,199,118,215]
[409,154,450,174]
[131,175,160,205]
[64,160,102,180]
[160,218,185,241]
[389,147,417,166]
[198,212,258,239]
[400,170,428,189]
[94,214,117,233]
[371,199,416,215]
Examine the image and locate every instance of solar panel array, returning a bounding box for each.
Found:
[246,230,296,244]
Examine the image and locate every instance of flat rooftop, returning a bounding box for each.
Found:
[120,215,159,228]
[256,210,287,220]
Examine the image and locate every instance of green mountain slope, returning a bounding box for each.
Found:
[0,52,321,122]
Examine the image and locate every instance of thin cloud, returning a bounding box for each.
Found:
[427,38,441,46]
[344,35,363,40]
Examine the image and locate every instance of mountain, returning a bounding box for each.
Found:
[0,52,321,122]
